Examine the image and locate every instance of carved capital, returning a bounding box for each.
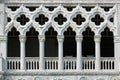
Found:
[94,35,101,42]
[38,35,45,42]
[0,36,7,42]
[57,35,64,42]
[114,36,120,43]
[19,35,26,42]
[76,35,83,42]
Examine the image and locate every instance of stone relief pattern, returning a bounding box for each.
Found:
[5,4,116,36]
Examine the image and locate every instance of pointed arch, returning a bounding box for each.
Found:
[25,27,39,57]
[82,27,95,57]
[45,27,58,57]
[7,27,20,57]
[100,27,114,57]
[63,27,76,57]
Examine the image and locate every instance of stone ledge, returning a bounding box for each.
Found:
[4,70,119,76]
[4,0,120,4]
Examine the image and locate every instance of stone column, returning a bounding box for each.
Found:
[0,36,7,71]
[94,35,101,70]
[38,35,45,70]
[57,35,64,70]
[19,35,26,70]
[76,35,83,70]
[114,36,120,71]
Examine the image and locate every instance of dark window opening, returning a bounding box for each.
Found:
[64,6,75,11]
[8,6,19,11]
[101,6,113,12]
[26,27,39,57]
[7,27,20,57]
[35,14,49,25]
[82,27,95,57]
[17,14,29,25]
[26,6,38,11]
[7,17,11,22]
[54,14,67,25]
[45,27,58,57]
[110,17,114,22]
[45,6,57,11]
[73,14,85,25]
[63,27,76,57]
[101,27,114,57]
[82,6,94,11]
[91,14,104,26]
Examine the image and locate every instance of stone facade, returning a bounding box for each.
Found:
[0,0,120,80]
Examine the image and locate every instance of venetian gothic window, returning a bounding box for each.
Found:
[63,27,76,57]
[7,27,20,57]
[25,27,39,57]
[101,27,114,57]
[82,27,95,57]
[45,27,58,57]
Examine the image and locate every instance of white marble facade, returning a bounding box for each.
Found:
[0,0,120,80]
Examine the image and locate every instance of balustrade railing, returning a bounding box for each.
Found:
[82,57,95,70]
[6,57,115,71]
[26,57,39,70]
[45,57,58,70]
[101,57,115,70]
[7,57,20,70]
[64,57,76,70]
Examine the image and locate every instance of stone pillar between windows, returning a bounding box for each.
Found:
[19,35,26,70]
[94,35,101,70]
[38,35,45,70]
[76,35,82,70]
[114,36,120,71]
[0,36,7,71]
[57,35,64,70]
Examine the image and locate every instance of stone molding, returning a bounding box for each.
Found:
[4,0,120,4]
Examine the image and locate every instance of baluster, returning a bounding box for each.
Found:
[32,61,35,69]
[8,61,10,70]
[108,60,110,70]
[105,61,107,70]
[46,61,48,69]
[55,61,56,70]
[14,61,16,70]
[17,61,19,70]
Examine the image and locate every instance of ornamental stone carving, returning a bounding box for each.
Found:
[5,4,117,36]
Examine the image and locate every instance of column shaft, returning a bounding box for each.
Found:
[57,35,64,70]
[95,35,101,70]
[0,36,7,71]
[19,35,26,70]
[39,35,45,70]
[76,36,82,70]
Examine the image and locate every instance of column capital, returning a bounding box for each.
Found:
[38,35,45,42]
[76,35,83,41]
[19,35,26,42]
[94,35,101,42]
[57,35,64,42]
[0,36,7,41]
[114,36,120,43]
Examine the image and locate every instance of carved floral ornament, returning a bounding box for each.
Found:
[5,4,117,36]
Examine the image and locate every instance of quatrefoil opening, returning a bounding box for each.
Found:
[16,14,29,26]
[35,14,49,25]
[91,14,104,26]
[54,14,67,25]
[73,14,85,25]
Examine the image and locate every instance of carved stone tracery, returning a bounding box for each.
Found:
[5,4,116,36]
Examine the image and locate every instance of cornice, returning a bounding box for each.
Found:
[4,0,120,4]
